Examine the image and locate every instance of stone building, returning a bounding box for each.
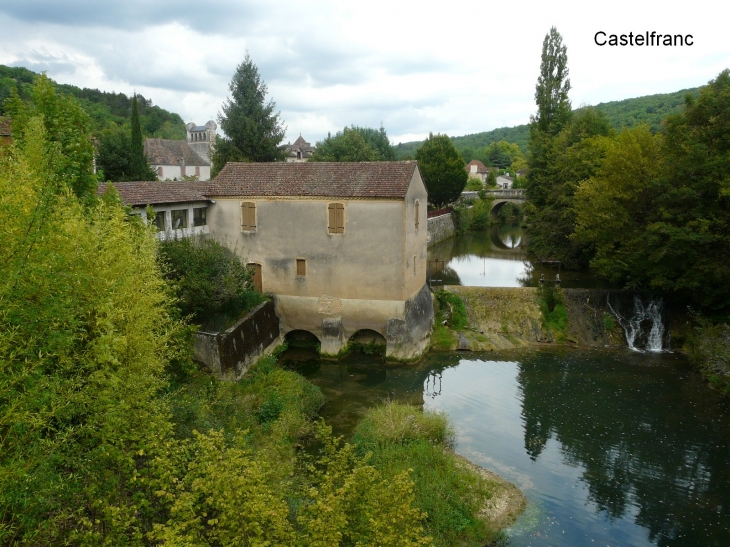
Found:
[284,134,316,162]
[144,138,211,181]
[186,120,217,163]
[207,161,432,360]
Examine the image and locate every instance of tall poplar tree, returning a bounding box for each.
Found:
[212,53,286,175]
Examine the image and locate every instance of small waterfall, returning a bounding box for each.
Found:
[607,295,665,352]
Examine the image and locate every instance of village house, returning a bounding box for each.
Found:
[284,134,316,162]
[102,161,433,360]
[465,160,490,182]
[496,174,514,189]
[144,121,216,181]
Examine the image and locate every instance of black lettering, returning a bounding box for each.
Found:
[636,34,644,46]
[628,32,635,46]
[674,34,684,46]
[686,34,694,46]
[619,35,627,46]
[663,35,673,46]
[595,31,607,46]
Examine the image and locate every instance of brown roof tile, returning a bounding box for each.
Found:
[208,161,419,199]
[144,138,209,166]
[465,160,489,174]
[98,181,211,206]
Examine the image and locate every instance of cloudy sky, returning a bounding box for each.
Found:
[1,0,728,145]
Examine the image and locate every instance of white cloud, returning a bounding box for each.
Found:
[1,0,728,145]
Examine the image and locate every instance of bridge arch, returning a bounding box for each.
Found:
[347,329,387,355]
[284,329,321,349]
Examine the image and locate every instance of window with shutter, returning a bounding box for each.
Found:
[241,202,256,231]
[296,259,306,276]
[327,203,345,234]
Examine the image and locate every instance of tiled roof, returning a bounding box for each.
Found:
[98,181,211,206]
[208,161,419,198]
[293,135,309,146]
[465,160,489,174]
[0,116,11,136]
[144,138,209,166]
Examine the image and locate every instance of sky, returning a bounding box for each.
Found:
[1,0,728,146]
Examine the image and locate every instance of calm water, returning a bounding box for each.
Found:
[281,348,730,547]
[428,226,614,289]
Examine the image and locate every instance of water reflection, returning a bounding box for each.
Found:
[281,348,730,547]
[428,227,613,289]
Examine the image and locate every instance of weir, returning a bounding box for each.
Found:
[607,295,667,352]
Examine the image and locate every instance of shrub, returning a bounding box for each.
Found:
[435,291,469,330]
[158,236,265,329]
[353,401,453,449]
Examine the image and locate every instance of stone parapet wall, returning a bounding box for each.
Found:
[427,213,456,247]
[194,300,280,380]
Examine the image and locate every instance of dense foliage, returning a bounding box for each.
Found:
[158,237,264,330]
[309,125,396,162]
[0,64,186,138]
[212,53,286,175]
[4,74,97,201]
[574,70,730,311]
[415,133,468,208]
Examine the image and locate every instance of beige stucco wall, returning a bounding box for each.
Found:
[153,164,211,181]
[207,197,407,301]
[403,170,428,298]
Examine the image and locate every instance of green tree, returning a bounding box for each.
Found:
[352,124,396,160]
[96,123,132,181]
[309,127,380,162]
[4,74,97,201]
[415,133,468,208]
[129,94,156,180]
[212,53,286,175]
[527,26,573,213]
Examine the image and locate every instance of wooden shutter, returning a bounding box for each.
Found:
[328,203,336,233]
[241,202,256,230]
[328,203,344,234]
[335,203,344,233]
[296,259,306,276]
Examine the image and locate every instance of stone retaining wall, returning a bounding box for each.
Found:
[194,300,280,380]
[427,213,456,247]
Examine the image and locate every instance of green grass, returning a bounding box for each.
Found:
[353,402,498,547]
[435,291,469,330]
[539,286,568,342]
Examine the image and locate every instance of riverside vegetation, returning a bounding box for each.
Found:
[0,79,519,546]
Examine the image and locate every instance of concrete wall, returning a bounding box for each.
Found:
[194,300,280,380]
[403,172,429,298]
[209,198,408,301]
[427,213,456,247]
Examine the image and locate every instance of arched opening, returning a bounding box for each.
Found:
[347,329,387,356]
[284,329,320,350]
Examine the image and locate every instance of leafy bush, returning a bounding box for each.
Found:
[465,177,484,191]
[158,236,264,330]
[353,401,453,449]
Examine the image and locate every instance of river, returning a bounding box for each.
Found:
[427,225,615,289]
[281,347,730,547]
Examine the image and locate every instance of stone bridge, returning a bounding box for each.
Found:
[460,188,526,216]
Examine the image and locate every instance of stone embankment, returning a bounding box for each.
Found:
[427,212,456,247]
[440,286,627,351]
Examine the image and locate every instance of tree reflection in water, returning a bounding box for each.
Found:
[517,350,730,546]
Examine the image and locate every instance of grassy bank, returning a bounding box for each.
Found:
[685,320,730,396]
[353,402,526,546]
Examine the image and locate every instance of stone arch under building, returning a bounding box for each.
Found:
[284,329,321,350]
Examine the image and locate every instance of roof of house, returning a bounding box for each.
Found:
[0,116,11,136]
[465,160,489,174]
[144,138,210,166]
[208,161,420,199]
[98,181,211,206]
[285,134,316,157]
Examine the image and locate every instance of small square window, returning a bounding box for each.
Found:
[193,207,207,227]
[296,259,306,276]
[171,209,188,230]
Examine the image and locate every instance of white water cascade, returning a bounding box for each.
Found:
[607,295,666,352]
